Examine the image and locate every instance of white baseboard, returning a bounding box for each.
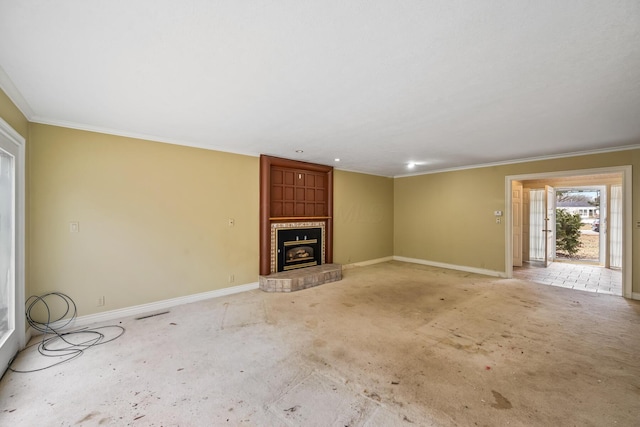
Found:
[22,263,634,343]
[342,256,394,269]
[27,282,259,337]
[393,256,507,278]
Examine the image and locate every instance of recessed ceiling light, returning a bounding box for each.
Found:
[334,158,340,162]
[407,162,416,169]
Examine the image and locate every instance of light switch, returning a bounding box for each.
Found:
[70,222,79,233]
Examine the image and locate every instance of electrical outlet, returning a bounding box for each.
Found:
[70,222,79,232]
[496,217,502,224]
[97,296,105,307]
[228,274,235,283]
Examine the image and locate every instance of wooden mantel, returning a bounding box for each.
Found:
[259,155,334,276]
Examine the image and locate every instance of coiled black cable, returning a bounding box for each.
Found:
[7,292,125,373]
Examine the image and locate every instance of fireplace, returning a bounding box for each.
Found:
[261,220,340,292]
[260,155,334,276]
[260,156,341,292]
[270,221,325,274]
[277,227,322,272]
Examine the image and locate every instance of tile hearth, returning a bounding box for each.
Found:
[259,264,342,292]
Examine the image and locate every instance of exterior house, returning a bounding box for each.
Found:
[556,200,599,223]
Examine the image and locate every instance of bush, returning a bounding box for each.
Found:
[556,209,583,256]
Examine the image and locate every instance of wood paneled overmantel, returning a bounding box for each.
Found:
[260,155,333,275]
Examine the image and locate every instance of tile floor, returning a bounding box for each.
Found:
[513,261,622,296]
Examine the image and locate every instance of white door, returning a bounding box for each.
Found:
[512,181,523,267]
[543,185,555,267]
[0,120,25,376]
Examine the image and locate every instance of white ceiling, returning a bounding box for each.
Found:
[1,1,639,177]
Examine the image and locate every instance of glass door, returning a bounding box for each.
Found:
[0,120,24,376]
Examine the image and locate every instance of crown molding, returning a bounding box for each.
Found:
[26,114,640,179]
[0,65,34,120]
[0,116,25,146]
[393,144,640,178]
[30,116,261,158]
[4,66,638,180]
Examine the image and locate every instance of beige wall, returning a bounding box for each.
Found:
[27,124,394,315]
[333,170,394,264]
[394,149,640,292]
[29,124,260,315]
[1,88,30,301]
[0,88,28,139]
[394,166,505,271]
[3,84,638,315]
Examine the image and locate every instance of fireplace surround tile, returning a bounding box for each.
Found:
[270,221,325,274]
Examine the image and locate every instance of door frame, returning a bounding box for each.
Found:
[543,185,555,267]
[0,117,26,374]
[512,180,523,267]
[505,166,633,299]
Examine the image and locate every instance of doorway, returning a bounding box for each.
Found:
[0,118,25,377]
[554,187,604,263]
[506,167,632,298]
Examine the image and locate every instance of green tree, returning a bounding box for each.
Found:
[556,209,583,257]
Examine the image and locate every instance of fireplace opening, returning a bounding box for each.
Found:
[277,227,322,272]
